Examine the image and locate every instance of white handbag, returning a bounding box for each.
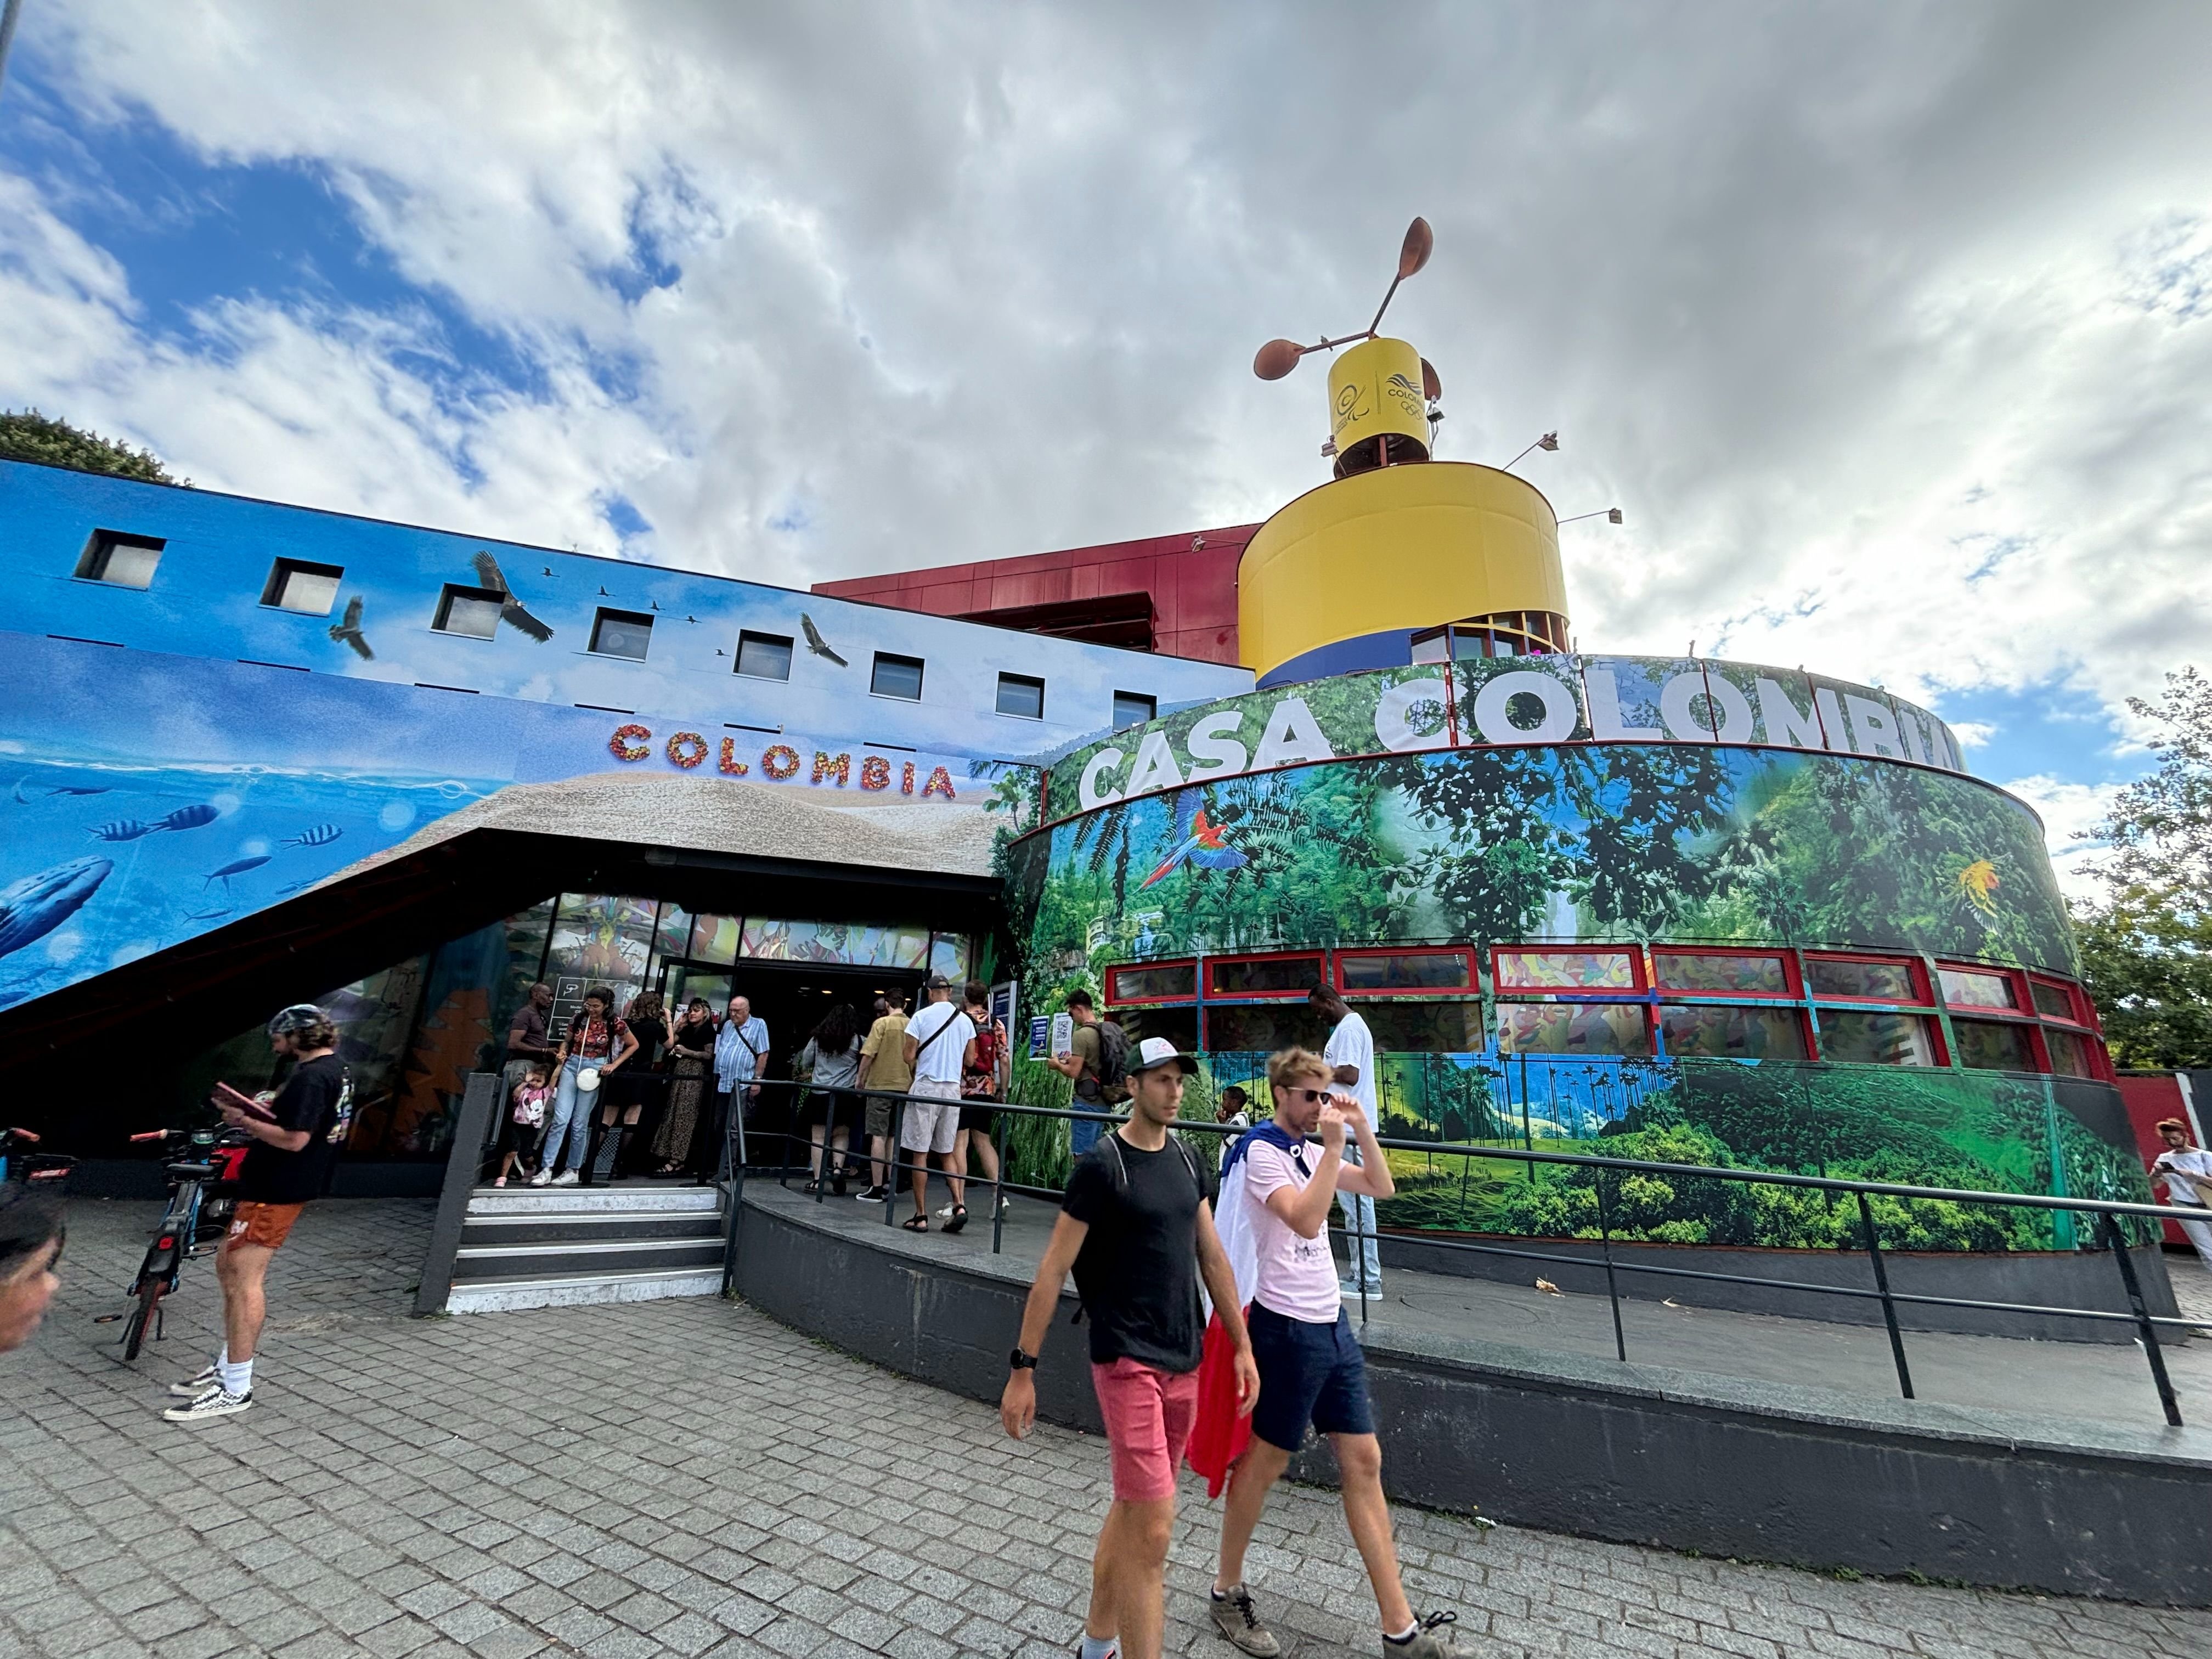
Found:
[577,1066,602,1093]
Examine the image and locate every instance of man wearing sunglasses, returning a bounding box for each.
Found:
[1206,1048,1462,1657]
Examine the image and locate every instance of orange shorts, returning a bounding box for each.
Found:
[227,1201,306,1250]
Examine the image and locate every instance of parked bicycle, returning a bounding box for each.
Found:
[115,1126,249,1363]
[0,1126,77,1193]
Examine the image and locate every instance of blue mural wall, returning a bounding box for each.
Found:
[1,461,1248,764]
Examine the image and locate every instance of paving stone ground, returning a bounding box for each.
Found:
[5,1198,2210,1659]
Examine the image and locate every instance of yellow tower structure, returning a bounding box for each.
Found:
[1240,221,1571,688]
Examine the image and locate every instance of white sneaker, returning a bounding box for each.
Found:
[164,1387,253,1423]
[169,1364,219,1398]
[934,1204,955,1220]
[550,1170,580,1187]
[528,1169,551,1187]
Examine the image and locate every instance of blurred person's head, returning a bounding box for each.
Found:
[1218,1085,1249,1122]
[529,981,554,1008]
[583,986,614,1017]
[266,1003,336,1057]
[1065,989,1097,1024]
[0,1190,65,1354]
[964,980,989,1014]
[522,1064,549,1091]
[1266,1048,1335,1135]
[2159,1119,2193,1150]
[686,997,712,1022]
[1306,984,1348,1024]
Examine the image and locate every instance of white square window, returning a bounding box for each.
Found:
[261,558,345,616]
[75,529,165,589]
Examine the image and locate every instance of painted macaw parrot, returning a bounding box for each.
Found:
[1139,792,1249,889]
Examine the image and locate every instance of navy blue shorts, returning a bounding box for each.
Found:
[1247,1301,1374,1451]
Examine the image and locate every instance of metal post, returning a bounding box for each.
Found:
[884,1096,900,1227]
[720,1101,749,1298]
[815,1092,832,1203]
[992,1112,1009,1255]
[1855,1191,1915,1400]
[2101,1212,2183,1427]
[1594,1173,1627,1363]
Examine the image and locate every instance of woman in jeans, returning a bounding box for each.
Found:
[797,1002,861,1195]
[652,997,718,1176]
[536,986,637,1186]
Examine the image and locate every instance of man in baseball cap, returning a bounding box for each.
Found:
[1001,1024,1252,1659]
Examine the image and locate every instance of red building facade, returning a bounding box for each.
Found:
[811,522,1259,666]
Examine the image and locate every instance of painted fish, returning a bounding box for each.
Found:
[155,804,220,832]
[203,855,272,888]
[13,779,112,803]
[281,823,343,848]
[0,856,112,960]
[88,819,160,842]
[184,907,234,922]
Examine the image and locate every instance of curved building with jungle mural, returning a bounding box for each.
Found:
[1000,301,2141,1262]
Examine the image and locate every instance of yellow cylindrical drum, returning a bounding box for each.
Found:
[1327,337,1429,462]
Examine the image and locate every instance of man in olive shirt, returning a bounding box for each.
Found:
[855,991,912,1202]
[1048,990,1109,1158]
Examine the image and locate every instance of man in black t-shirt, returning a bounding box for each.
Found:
[166,1003,353,1424]
[1001,1037,1255,1659]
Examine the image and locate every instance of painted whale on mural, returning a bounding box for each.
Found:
[0,856,112,961]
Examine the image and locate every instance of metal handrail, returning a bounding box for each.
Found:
[708,1077,2204,1426]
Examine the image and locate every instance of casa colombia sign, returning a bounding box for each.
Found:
[1052,654,1970,819]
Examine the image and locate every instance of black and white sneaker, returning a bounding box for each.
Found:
[163,1386,253,1423]
[168,1364,219,1398]
[855,1184,887,1203]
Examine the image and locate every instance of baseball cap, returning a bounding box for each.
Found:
[1129,1036,1198,1075]
[924,974,952,989]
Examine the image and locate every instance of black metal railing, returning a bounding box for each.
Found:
[710,1078,2207,1427]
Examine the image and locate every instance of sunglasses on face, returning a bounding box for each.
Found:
[1282,1086,1333,1105]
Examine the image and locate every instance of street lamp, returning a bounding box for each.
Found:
[1559,507,1623,526]
[1501,432,1560,472]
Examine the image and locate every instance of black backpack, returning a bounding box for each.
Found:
[1094,1019,1130,1104]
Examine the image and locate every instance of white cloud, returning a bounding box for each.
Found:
[1949,721,1997,751]
[5,1,2212,783]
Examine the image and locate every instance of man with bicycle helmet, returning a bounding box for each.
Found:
[166,1003,352,1423]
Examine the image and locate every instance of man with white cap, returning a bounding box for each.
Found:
[1001,1036,1256,1659]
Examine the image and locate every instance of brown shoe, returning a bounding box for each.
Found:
[1209,1585,1279,1656]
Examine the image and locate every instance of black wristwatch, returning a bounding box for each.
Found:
[1008,1347,1038,1371]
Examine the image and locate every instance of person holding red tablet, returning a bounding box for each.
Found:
[165,1003,353,1423]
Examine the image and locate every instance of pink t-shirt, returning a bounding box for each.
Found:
[1242,1138,1345,1324]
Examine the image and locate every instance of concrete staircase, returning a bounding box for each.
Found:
[444,1185,725,1314]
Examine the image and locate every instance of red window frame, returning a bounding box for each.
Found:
[1801,952,1931,1006]
[1489,944,1647,995]
[1935,961,2031,1017]
[1105,960,1198,1006]
[1946,1012,2044,1074]
[1205,950,1328,999]
[1334,945,1477,996]
[2028,975,2090,1026]
[1809,1005,1950,1068]
[1648,947,1800,999]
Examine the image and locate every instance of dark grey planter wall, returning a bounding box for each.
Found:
[732,1197,2212,1606]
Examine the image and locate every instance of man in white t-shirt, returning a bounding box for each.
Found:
[2152,1119,2212,1272]
[899,976,977,1232]
[1311,984,1382,1298]
[1205,1047,1462,1658]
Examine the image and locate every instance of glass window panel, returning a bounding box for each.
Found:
[2030,980,2076,1019]
[1113,691,1156,729]
[1340,951,1471,991]
[1209,955,1325,995]
[872,653,925,699]
[1497,1003,1651,1057]
[1205,1003,1329,1053]
[1953,1018,2038,1073]
[1409,629,1449,665]
[1116,1005,1198,1053]
[1661,1005,1808,1061]
[2045,1027,2096,1079]
[996,673,1045,719]
[1939,967,2018,1009]
[265,558,344,615]
[1112,963,1197,1001]
[77,531,166,587]
[1494,950,1636,990]
[740,919,932,969]
[928,934,972,983]
[1358,1001,1486,1052]
[665,968,732,1016]
[1806,957,1920,1002]
[1652,952,1790,995]
[1815,1008,1938,1066]
[687,914,741,966]
[590,609,653,660]
[654,904,693,958]
[435,585,504,639]
[736,630,793,680]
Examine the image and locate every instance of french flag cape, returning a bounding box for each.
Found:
[1187,1121,1305,1497]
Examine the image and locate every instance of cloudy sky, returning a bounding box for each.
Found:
[5,2,2210,893]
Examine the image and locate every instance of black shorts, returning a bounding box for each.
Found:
[1247,1302,1374,1451]
[958,1097,999,1132]
[801,1088,856,1128]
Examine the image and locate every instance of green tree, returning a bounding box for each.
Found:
[0,409,184,484]
[2072,667,2212,1068]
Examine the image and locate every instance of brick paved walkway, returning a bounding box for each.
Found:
[4,1199,2209,1659]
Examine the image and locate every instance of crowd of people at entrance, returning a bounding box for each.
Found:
[493,981,769,1187]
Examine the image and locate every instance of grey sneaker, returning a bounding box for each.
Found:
[1385,1611,1462,1655]
[168,1364,219,1398]
[1209,1584,1280,1656]
[163,1387,253,1423]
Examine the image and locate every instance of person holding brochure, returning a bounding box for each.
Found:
[165,1003,354,1423]
[1200,1046,1462,1657]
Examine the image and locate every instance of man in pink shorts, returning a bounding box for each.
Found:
[1002,1037,1257,1659]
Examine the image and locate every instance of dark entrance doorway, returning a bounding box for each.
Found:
[658,958,927,1167]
